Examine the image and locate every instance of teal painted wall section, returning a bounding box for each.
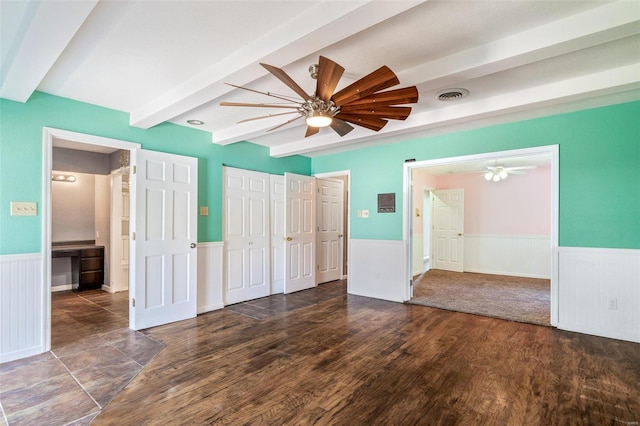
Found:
[312,101,640,249]
[0,92,310,254]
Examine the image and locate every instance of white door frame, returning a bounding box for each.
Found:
[42,127,141,351]
[314,170,351,286]
[402,146,559,326]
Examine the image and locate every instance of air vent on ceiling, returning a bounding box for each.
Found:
[436,88,469,102]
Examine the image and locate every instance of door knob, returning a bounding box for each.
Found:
[338,234,344,238]
[190,243,197,248]
[458,233,462,237]
[286,237,293,241]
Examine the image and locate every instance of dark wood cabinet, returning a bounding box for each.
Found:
[79,247,104,290]
[52,243,104,291]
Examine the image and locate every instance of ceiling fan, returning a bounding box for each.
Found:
[480,164,536,181]
[220,56,419,138]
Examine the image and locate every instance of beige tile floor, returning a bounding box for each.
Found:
[0,290,164,426]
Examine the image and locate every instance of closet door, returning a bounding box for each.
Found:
[223,167,271,304]
[284,172,316,294]
[270,175,285,294]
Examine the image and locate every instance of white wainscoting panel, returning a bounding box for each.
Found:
[558,247,639,343]
[0,253,44,363]
[197,242,224,314]
[349,239,407,303]
[464,234,551,279]
[411,233,424,277]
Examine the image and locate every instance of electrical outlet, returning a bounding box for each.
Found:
[608,299,618,310]
[199,206,209,216]
[361,210,369,218]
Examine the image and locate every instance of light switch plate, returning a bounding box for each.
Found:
[361,210,369,218]
[199,206,209,216]
[11,202,37,216]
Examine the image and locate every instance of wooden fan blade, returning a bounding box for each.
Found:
[330,119,354,137]
[221,102,299,109]
[305,126,320,138]
[331,65,400,106]
[341,86,419,108]
[334,113,388,132]
[267,115,303,132]
[225,83,302,104]
[336,106,412,120]
[237,111,299,124]
[260,63,311,100]
[316,56,344,103]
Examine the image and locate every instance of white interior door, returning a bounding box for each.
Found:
[316,178,343,284]
[284,173,316,293]
[223,167,271,304]
[432,189,464,272]
[270,175,285,294]
[131,149,197,330]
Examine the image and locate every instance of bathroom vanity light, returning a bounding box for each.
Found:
[52,173,76,183]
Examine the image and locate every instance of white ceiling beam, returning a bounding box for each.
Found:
[399,1,640,88]
[269,64,640,157]
[215,0,640,148]
[0,0,97,102]
[130,1,425,130]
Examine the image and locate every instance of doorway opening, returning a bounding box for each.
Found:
[43,128,141,351]
[403,146,559,326]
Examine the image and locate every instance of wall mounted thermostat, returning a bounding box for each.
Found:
[377,193,395,213]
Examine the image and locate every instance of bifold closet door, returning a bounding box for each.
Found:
[223,167,271,305]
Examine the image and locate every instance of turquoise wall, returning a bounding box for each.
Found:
[0,92,311,254]
[2,93,638,254]
[312,101,640,249]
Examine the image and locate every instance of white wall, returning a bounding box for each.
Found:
[349,239,407,303]
[197,243,224,313]
[412,234,424,276]
[0,254,44,363]
[557,247,640,343]
[464,235,550,279]
[52,172,95,242]
[95,175,111,289]
[51,172,111,289]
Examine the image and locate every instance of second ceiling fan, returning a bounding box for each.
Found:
[221,56,419,138]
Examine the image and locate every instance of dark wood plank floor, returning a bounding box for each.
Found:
[90,280,640,425]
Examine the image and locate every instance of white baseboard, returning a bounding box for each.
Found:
[198,303,225,314]
[52,285,73,292]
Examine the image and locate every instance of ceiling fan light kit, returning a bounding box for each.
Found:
[482,164,536,182]
[484,169,509,182]
[221,56,419,138]
[305,111,333,127]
